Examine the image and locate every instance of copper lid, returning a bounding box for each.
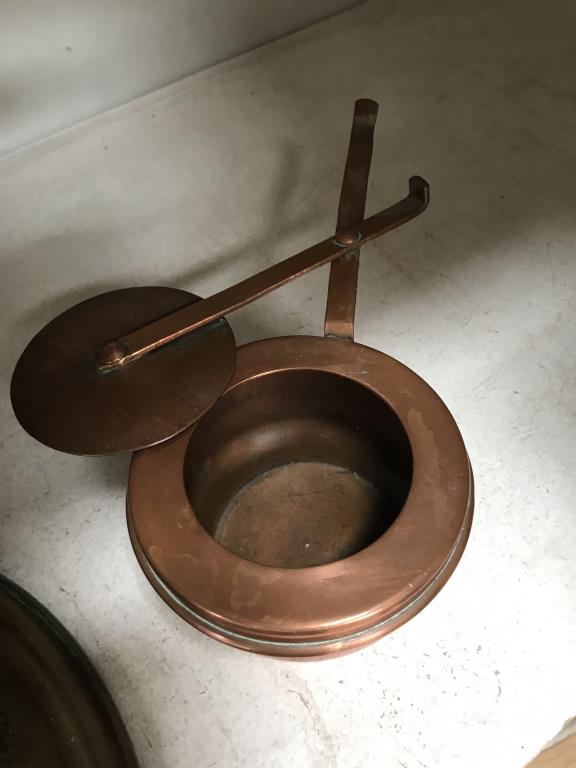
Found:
[11,287,236,455]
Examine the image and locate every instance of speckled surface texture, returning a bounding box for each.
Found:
[1,1,575,766]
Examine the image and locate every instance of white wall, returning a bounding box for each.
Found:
[0,0,357,155]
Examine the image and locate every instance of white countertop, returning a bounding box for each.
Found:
[1,1,575,766]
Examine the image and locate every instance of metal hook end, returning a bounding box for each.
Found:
[409,176,431,208]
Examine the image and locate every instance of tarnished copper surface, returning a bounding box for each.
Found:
[325,98,378,339]
[96,177,429,370]
[126,98,473,659]
[11,287,236,455]
[0,575,138,766]
[128,336,474,658]
[10,100,427,459]
[10,97,474,660]
[213,461,387,568]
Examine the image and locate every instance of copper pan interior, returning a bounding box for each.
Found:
[184,369,413,569]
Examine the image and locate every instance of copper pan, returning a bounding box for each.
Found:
[0,575,138,766]
[127,100,474,659]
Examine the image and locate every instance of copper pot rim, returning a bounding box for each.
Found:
[128,501,472,658]
[128,335,473,647]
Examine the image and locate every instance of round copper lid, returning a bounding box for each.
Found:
[128,336,474,659]
[10,287,236,455]
[0,575,138,767]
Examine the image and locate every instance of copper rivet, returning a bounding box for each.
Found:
[334,230,361,247]
[97,340,128,366]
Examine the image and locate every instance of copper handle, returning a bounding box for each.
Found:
[96,177,429,371]
[324,98,378,340]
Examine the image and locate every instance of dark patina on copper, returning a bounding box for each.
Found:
[0,575,138,766]
[94,177,428,370]
[12,182,428,456]
[127,100,474,658]
[11,288,236,455]
[9,98,473,658]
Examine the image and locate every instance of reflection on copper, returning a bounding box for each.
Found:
[10,98,474,658]
[127,100,474,658]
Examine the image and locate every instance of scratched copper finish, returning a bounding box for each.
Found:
[127,100,474,658]
[11,287,236,455]
[9,98,473,656]
[0,575,138,766]
[128,338,473,658]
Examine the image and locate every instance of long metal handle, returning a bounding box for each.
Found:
[97,177,429,370]
[324,98,378,340]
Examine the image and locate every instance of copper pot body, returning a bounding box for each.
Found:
[127,100,472,659]
[128,335,473,659]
